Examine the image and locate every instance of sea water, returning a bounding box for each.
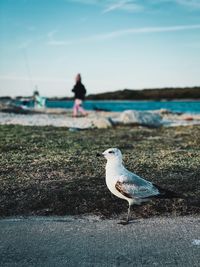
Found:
[46,100,200,114]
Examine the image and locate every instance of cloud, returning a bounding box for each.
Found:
[67,0,143,13]
[26,26,36,32]
[48,40,74,46]
[47,30,74,45]
[176,0,200,9]
[0,75,67,83]
[102,0,143,13]
[151,0,200,9]
[47,30,58,39]
[47,24,200,46]
[68,0,200,10]
[65,0,200,15]
[184,42,200,48]
[18,40,33,49]
[94,24,200,39]
[66,0,100,5]
[103,1,123,13]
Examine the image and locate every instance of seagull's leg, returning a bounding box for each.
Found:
[126,204,131,223]
[118,204,131,225]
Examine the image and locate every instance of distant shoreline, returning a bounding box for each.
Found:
[1,98,200,102]
[48,99,200,102]
[1,98,200,115]
[86,87,200,101]
[0,86,200,101]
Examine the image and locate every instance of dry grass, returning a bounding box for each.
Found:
[0,124,199,218]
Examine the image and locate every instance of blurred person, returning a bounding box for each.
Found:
[33,90,46,109]
[72,73,88,117]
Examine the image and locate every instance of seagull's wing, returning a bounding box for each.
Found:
[115,174,160,199]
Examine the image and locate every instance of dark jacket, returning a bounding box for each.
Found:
[72,81,86,100]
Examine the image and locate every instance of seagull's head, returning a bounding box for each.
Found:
[102,148,122,162]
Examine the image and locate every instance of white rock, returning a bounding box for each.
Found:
[114,110,162,127]
[91,118,112,129]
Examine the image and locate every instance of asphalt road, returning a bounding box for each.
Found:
[0,216,199,267]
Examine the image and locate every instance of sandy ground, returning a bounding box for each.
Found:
[0,109,200,128]
[0,110,119,129]
[0,215,200,267]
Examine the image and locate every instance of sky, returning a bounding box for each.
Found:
[0,0,200,97]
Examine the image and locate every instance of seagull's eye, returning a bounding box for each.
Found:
[108,151,114,154]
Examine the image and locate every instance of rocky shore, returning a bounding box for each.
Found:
[0,107,200,129]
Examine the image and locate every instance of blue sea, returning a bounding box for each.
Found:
[45,100,200,114]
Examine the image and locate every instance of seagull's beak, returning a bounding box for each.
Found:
[102,152,106,157]
[96,152,106,157]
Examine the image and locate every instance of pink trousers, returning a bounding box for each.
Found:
[73,99,87,117]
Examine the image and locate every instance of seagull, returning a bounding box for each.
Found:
[102,147,180,224]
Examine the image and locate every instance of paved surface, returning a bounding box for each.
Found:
[0,216,199,267]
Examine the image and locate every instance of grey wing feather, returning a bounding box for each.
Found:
[117,171,160,199]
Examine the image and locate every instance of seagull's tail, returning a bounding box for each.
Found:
[153,184,183,199]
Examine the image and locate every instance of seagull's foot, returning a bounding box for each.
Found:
[117,220,129,225]
[118,218,137,225]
